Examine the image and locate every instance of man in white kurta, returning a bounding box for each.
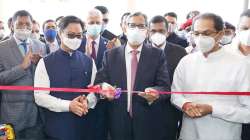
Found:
[171,13,250,140]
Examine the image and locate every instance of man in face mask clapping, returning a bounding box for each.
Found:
[0,10,46,139]
[78,9,108,70]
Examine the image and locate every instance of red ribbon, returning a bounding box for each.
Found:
[0,85,250,96]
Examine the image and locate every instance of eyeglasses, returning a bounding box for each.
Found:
[127,23,147,30]
[88,21,101,25]
[103,18,109,23]
[191,30,218,37]
[64,32,83,39]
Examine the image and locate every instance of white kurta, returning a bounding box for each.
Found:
[171,47,250,140]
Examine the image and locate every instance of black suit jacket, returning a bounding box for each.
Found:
[166,33,188,48]
[95,44,170,140]
[164,41,187,83]
[162,41,187,140]
[78,36,108,70]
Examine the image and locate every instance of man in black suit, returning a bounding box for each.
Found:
[148,15,187,140]
[164,12,189,48]
[77,9,109,140]
[78,9,108,70]
[95,12,170,140]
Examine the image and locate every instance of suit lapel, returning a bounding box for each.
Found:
[96,37,107,65]
[119,45,127,89]
[134,45,150,90]
[9,37,24,64]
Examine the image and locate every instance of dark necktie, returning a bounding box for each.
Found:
[91,41,96,60]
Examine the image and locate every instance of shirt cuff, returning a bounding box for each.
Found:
[60,100,71,112]
[210,103,225,118]
[87,93,97,109]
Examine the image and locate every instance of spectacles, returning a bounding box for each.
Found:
[127,23,147,30]
[191,30,218,37]
[64,32,83,39]
[103,19,109,23]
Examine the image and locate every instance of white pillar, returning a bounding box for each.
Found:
[244,0,249,11]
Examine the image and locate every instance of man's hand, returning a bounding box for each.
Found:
[106,38,116,49]
[138,88,159,103]
[182,102,202,118]
[182,102,212,118]
[196,104,213,116]
[20,50,33,70]
[31,54,42,64]
[101,83,116,101]
[69,96,88,117]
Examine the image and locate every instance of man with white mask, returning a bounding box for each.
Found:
[171,13,250,140]
[95,12,170,140]
[223,9,250,140]
[34,16,97,140]
[219,22,236,46]
[148,15,186,140]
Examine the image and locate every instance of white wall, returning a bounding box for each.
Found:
[0,0,246,35]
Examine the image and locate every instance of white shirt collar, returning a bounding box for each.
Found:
[152,41,166,50]
[125,43,143,54]
[13,35,31,46]
[87,35,100,44]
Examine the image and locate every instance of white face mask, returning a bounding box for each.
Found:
[194,35,215,53]
[14,28,31,41]
[126,28,147,46]
[239,29,250,46]
[150,32,166,47]
[0,29,5,39]
[220,35,233,45]
[30,33,40,40]
[62,34,82,51]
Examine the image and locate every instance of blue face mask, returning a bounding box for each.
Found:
[87,24,102,37]
[44,29,57,42]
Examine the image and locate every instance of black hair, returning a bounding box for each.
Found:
[12,10,33,23]
[58,16,84,32]
[95,6,109,14]
[32,20,40,27]
[192,13,224,31]
[164,12,177,19]
[224,22,236,31]
[42,19,55,31]
[149,15,168,29]
[127,12,148,26]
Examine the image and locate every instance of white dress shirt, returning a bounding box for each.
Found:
[152,42,166,50]
[125,44,142,112]
[46,40,60,53]
[171,47,250,140]
[34,56,97,112]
